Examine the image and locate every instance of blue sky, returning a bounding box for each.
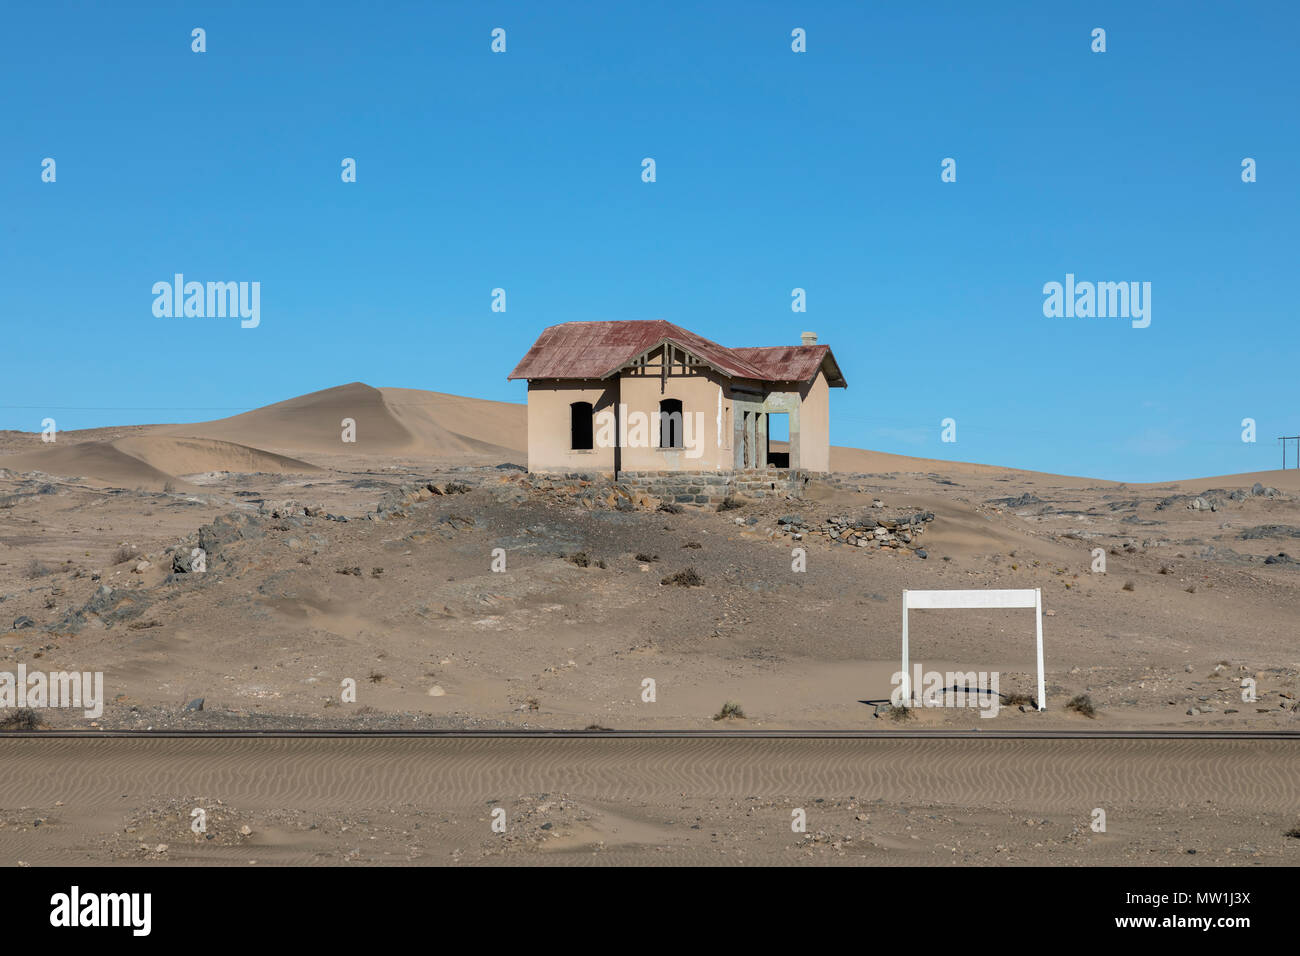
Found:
[2,1,1295,481]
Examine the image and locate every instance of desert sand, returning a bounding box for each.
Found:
[3,383,1298,732]
[2,384,1298,865]
[2,736,1297,865]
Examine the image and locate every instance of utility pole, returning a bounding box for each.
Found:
[1280,436,1300,469]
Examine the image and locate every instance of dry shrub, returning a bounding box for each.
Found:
[1065,694,1097,718]
[661,567,703,587]
[713,701,745,720]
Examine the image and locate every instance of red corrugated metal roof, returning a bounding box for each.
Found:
[508,321,846,386]
[729,346,845,387]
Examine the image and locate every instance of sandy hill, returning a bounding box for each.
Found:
[0,436,319,491]
[153,382,526,461]
[830,446,1059,480]
[0,384,527,489]
[831,446,1300,493]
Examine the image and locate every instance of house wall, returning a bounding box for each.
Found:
[798,369,831,472]
[616,359,733,471]
[526,380,617,473]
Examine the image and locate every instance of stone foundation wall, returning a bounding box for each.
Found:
[614,469,816,506]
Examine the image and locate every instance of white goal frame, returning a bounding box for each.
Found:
[900,588,1045,710]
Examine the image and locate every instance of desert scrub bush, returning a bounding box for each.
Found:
[656,501,682,515]
[1002,691,1036,708]
[661,567,704,587]
[716,496,743,512]
[713,700,745,720]
[1065,694,1097,718]
[23,558,53,579]
[1122,580,1135,592]
[634,552,659,563]
[111,546,138,565]
[889,705,913,721]
[0,708,42,731]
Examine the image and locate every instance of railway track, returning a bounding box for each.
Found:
[3,728,1299,740]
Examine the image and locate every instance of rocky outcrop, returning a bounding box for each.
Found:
[774,510,936,554]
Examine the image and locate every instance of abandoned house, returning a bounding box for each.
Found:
[507,320,846,475]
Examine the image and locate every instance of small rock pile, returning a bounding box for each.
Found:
[496,473,658,512]
[1160,482,1282,513]
[374,479,472,517]
[775,510,936,556]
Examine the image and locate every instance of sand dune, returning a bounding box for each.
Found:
[0,435,319,490]
[155,382,526,461]
[830,446,1300,495]
[829,446,1111,483]
[379,386,526,459]
[0,384,524,487]
[153,383,414,455]
[114,436,321,479]
[0,440,179,489]
[1137,468,1300,494]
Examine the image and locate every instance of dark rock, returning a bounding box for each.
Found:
[197,513,262,557]
[991,493,1042,508]
[1241,525,1300,540]
[171,547,204,573]
[69,585,152,630]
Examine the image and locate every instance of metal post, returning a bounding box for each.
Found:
[1035,588,1046,710]
[901,590,910,706]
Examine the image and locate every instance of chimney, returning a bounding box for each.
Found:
[800,331,817,346]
